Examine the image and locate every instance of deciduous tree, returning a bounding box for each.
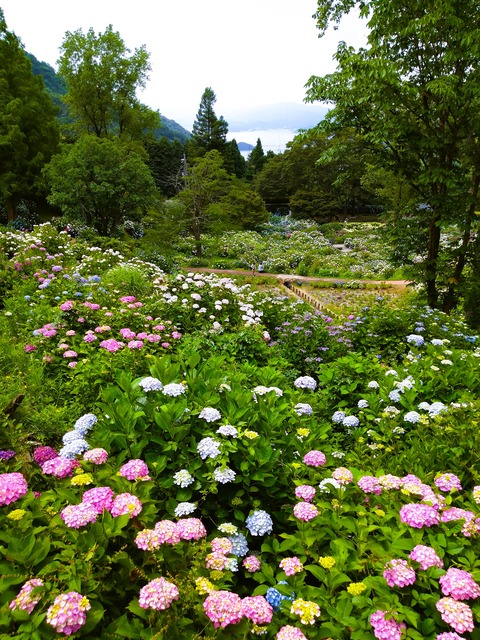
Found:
[58,25,158,140]
[306,0,480,311]
[43,136,158,235]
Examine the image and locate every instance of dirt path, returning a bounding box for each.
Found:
[186,267,410,289]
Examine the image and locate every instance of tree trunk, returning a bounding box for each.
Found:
[6,197,15,222]
[443,171,480,314]
[425,209,442,308]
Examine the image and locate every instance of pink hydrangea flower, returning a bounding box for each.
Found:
[119,459,150,481]
[203,590,243,628]
[61,503,98,528]
[439,568,480,600]
[243,556,261,572]
[276,626,308,640]
[9,579,44,613]
[33,446,57,465]
[370,610,406,640]
[357,476,382,495]
[82,486,114,513]
[110,492,142,518]
[0,472,28,506]
[63,350,77,358]
[383,559,416,588]
[99,339,124,352]
[436,633,467,640]
[242,596,273,624]
[83,448,108,464]
[46,591,91,635]
[176,518,207,541]
[155,520,182,544]
[60,301,74,311]
[303,450,326,467]
[211,537,233,554]
[409,545,443,570]
[436,598,474,634]
[293,502,319,522]
[441,508,474,523]
[332,467,354,485]
[206,551,229,570]
[435,473,462,492]
[119,328,136,339]
[399,503,440,528]
[138,577,179,610]
[128,340,144,349]
[294,485,316,502]
[41,457,75,478]
[279,557,304,576]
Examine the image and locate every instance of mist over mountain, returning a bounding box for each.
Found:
[227,102,329,132]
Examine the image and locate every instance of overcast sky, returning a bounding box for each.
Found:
[2,0,367,130]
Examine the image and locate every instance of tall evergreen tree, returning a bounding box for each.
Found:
[0,9,60,221]
[224,139,246,178]
[246,138,267,180]
[188,87,228,160]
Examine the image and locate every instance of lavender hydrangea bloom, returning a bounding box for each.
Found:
[332,411,346,423]
[404,411,421,423]
[407,334,425,347]
[73,413,97,435]
[59,439,90,459]
[245,510,273,536]
[294,403,313,416]
[199,407,222,422]
[197,437,221,460]
[213,467,236,484]
[342,415,359,428]
[139,377,163,392]
[294,376,317,390]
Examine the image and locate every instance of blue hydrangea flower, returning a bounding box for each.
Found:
[245,510,273,536]
[228,533,249,557]
[73,413,97,434]
[388,390,401,403]
[265,583,295,610]
[358,399,369,409]
[294,376,317,390]
[59,439,90,459]
[342,415,359,428]
[407,334,425,347]
[332,411,346,423]
[294,403,313,416]
[404,411,421,423]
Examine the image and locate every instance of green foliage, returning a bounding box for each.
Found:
[306,0,480,311]
[43,135,159,235]
[0,10,60,220]
[58,24,159,140]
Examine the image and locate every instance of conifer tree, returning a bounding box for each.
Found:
[246,138,266,180]
[188,87,228,160]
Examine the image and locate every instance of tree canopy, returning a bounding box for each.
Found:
[306,0,480,311]
[0,9,60,220]
[58,25,158,140]
[43,136,158,235]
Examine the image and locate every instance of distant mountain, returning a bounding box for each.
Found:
[25,52,190,144]
[237,141,254,151]
[227,102,329,132]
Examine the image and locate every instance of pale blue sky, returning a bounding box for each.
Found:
[2,0,367,129]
